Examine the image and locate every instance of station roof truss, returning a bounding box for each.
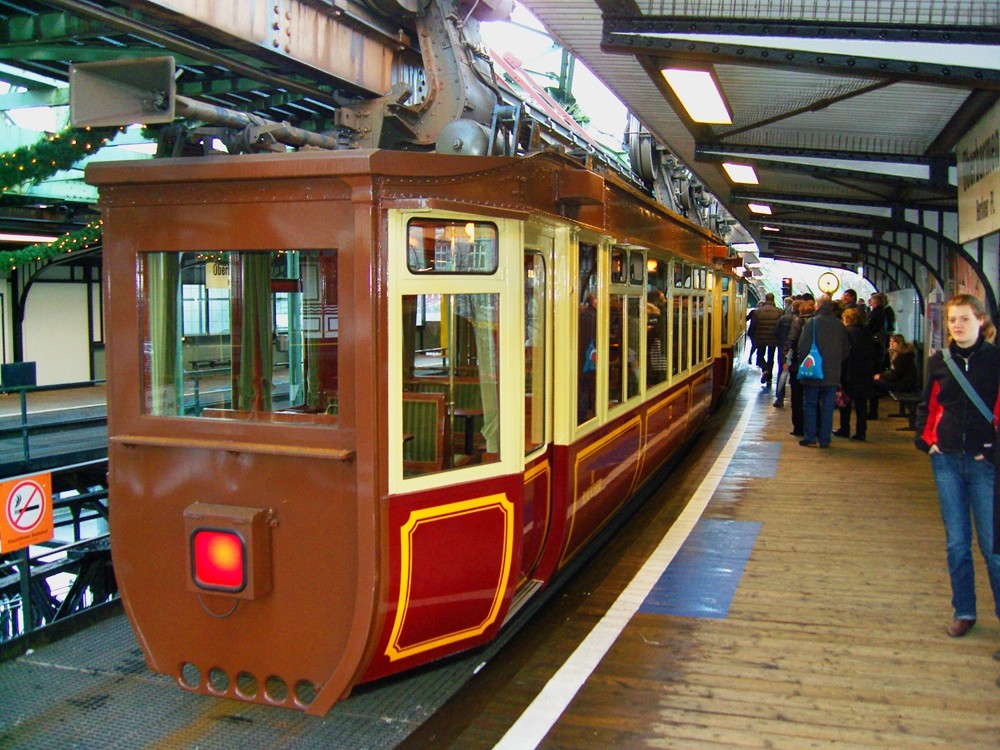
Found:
[522,0,1000,305]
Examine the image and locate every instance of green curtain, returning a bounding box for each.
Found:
[147,253,181,415]
[466,294,500,454]
[237,253,274,412]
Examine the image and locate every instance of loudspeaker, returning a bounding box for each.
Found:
[69,56,176,127]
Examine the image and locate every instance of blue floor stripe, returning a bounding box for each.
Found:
[639,519,762,619]
[725,441,781,478]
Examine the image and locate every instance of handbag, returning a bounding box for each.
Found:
[835,388,851,408]
[796,319,824,380]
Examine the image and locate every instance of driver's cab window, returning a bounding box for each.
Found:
[139,249,338,423]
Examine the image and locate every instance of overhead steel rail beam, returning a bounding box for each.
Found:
[601,17,1000,89]
[36,0,384,105]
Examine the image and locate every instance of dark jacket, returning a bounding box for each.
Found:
[751,301,782,346]
[783,312,812,368]
[914,336,1000,457]
[842,323,880,399]
[880,348,919,392]
[775,311,795,351]
[796,309,850,388]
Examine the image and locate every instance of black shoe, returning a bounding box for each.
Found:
[833,429,850,438]
[867,413,878,420]
[851,434,866,441]
[790,430,803,437]
[773,400,784,408]
[798,439,817,447]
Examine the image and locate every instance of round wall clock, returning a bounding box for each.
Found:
[817,272,840,294]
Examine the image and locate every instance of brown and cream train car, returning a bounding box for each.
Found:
[87,148,746,715]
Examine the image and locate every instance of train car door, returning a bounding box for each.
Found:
[519,224,555,584]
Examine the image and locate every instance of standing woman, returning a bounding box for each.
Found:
[915,293,1000,638]
[835,306,880,441]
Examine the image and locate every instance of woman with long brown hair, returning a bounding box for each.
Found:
[915,293,1000,638]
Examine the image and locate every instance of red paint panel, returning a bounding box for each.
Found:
[520,451,553,582]
[562,418,643,562]
[363,474,521,681]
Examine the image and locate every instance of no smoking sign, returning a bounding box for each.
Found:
[1,473,53,553]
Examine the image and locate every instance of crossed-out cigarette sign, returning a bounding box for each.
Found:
[0,473,53,553]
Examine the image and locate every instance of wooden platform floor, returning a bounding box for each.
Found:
[401,372,1000,749]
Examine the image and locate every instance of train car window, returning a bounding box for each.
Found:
[608,294,625,405]
[674,263,691,288]
[646,259,669,387]
[140,250,339,421]
[672,288,689,376]
[707,283,715,355]
[626,296,641,400]
[610,247,626,284]
[401,292,500,476]
[577,244,598,426]
[629,252,644,285]
[695,296,705,363]
[406,219,498,274]
[525,252,546,454]
[722,294,730,345]
[722,277,730,292]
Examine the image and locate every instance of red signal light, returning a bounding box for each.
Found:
[192,529,246,592]
[184,503,272,600]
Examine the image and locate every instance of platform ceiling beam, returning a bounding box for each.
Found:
[602,17,1000,89]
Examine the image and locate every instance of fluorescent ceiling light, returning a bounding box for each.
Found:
[0,232,59,243]
[722,162,758,184]
[661,68,732,124]
[748,203,773,215]
[762,225,780,232]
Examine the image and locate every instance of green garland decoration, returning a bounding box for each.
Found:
[0,125,121,269]
[1,219,104,270]
[0,125,120,190]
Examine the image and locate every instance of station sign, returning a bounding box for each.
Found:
[0,473,53,554]
[957,97,1000,244]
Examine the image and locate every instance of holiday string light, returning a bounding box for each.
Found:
[0,125,120,268]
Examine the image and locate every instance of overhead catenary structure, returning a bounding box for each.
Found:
[0,0,996,329]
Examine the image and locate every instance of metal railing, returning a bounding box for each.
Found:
[0,381,108,476]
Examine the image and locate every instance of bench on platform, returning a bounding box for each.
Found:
[889,390,922,431]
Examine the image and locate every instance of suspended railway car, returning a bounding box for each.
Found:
[87,147,747,715]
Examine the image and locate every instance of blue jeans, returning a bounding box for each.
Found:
[802,384,836,446]
[930,452,1000,620]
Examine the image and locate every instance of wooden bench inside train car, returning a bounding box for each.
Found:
[405,376,485,458]
[402,391,449,474]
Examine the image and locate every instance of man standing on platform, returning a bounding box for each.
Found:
[796,294,849,448]
[751,292,783,389]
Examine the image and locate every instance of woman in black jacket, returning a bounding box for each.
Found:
[835,306,880,440]
[915,293,1000,639]
[873,334,919,394]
